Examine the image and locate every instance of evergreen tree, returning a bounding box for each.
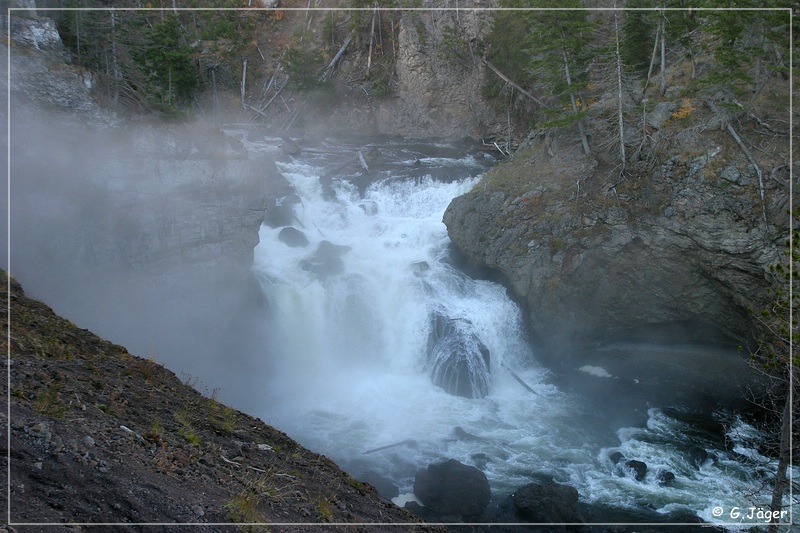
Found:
[482,9,536,108]
[698,0,789,97]
[519,0,594,154]
[133,13,197,109]
[621,0,657,74]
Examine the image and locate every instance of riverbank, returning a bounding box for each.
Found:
[4,270,446,531]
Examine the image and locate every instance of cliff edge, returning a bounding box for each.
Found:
[444,102,791,357]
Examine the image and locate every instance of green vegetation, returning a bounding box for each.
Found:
[481,0,791,168]
[35,385,68,418]
[318,498,334,522]
[45,0,264,116]
[131,13,197,111]
[284,43,328,91]
[175,409,202,446]
[210,401,238,434]
[225,483,265,527]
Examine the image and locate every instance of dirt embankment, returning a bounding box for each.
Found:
[3,270,446,532]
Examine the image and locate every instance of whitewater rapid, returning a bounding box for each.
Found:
[246,137,792,529]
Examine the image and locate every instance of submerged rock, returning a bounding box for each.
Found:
[299,240,352,277]
[278,227,309,248]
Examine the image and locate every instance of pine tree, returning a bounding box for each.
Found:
[133,13,198,110]
[621,0,657,74]
[520,0,594,155]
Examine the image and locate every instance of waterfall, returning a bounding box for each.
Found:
[242,136,793,529]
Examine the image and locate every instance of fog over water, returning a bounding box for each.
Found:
[8,115,794,528]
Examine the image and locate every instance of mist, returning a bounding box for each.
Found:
[9,108,274,413]
[9,106,787,527]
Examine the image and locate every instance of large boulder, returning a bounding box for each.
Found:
[426,311,490,398]
[512,481,581,524]
[413,459,490,519]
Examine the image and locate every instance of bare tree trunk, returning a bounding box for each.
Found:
[366,6,377,77]
[613,7,626,173]
[322,32,353,81]
[241,57,248,109]
[483,59,548,108]
[659,9,666,96]
[109,10,121,107]
[642,16,660,96]
[211,67,218,126]
[724,120,767,224]
[75,10,81,65]
[767,388,792,533]
[561,45,591,156]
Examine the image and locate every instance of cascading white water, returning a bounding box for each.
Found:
[247,138,794,529]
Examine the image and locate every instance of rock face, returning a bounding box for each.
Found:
[328,0,507,140]
[413,459,491,519]
[443,135,789,354]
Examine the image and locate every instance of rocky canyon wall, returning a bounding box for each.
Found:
[444,130,791,356]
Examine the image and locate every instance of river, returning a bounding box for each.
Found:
[238,132,788,529]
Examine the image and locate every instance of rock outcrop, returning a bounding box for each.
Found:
[512,481,581,524]
[327,0,507,140]
[444,130,789,355]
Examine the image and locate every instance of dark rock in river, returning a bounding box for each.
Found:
[657,470,676,486]
[300,240,352,277]
[608,451,625,465]
[512,481,581,524]
[624,459,648,482]
[687,447,710,469]
[413,459,490,519]
[426,311,490,398]
[278,227,309,248]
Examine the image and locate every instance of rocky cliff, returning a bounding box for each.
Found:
[444,114,791,356]
[327,0,506,140]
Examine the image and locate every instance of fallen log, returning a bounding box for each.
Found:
[321,32,353,81]
[483,59,548,108]
[364,439,417,454]
[502,362,537,396]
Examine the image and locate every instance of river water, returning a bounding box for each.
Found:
[239,132,790,529]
